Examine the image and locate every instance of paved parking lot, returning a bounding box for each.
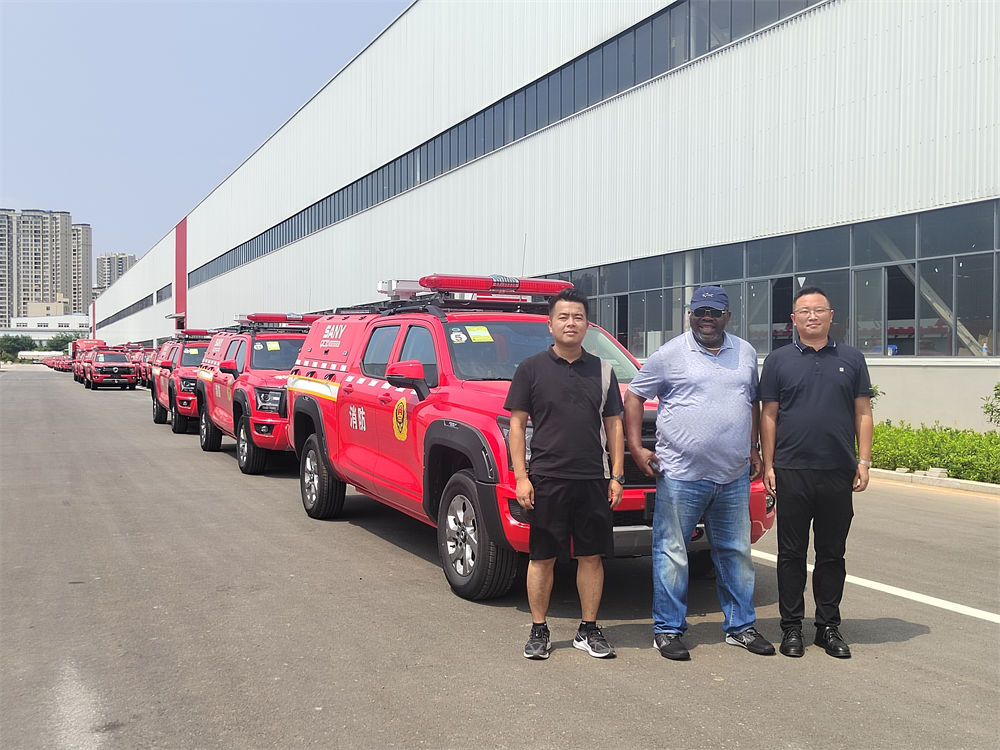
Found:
[2,364,998,749]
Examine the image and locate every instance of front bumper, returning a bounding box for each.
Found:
[249,416,293,451]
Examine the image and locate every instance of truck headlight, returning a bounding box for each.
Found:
[255,387,284,413]
[497,416,532,464]
[179,377,197,393]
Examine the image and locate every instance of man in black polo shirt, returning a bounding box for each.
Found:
[504,287,625,660]
[759,286,874,659]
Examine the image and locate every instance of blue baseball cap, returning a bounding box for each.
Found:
[690,285,729,311]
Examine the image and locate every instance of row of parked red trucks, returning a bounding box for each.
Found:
[55,274,775,600]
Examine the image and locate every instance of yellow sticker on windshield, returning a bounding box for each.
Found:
[266,341,280,351]
[184,348,199,355]
[466,326,494,343]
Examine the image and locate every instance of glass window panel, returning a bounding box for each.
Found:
[588,48,603,107]
[854,268,883,355]
[732,0,754,38]
[770,276,794,350]
[854,214,915,265]
[630,256,664,290]
[503,97,514,145]
[560,65,574,118]
[779,0,807,16]
[755,0,779,29]
[603,39,618,99]
[596,297,616,342]
[474,113,485,158]
[917,260,953,356]
[691,0,710,58]
[629,291,647,357]
[574,57,588,112]
[600,261,629,294]
[493,102,506,147]
[450,126,460,167]
[513,90,525,140]
[721,282,743,337]
[747,280,771,354]
[457,123,467,166]
[665,250,700,287]
[710,0,732,50]
[618,30,635,91]
[483,106,494,153]
[536,78,549,129]
[886,264,916,356]
[652,11,670,75]
[525,85,537,134]
[645,289,666,354]
[795,226,850,271]
[955,254,995,356]
[635,20,653,82]
[548,71,562,124]
[919,201,994,257]
[665,286,690,343]
[701,242,744,281]
[795,270,848,344]
[571,267,598,297]
[670,2,690,67]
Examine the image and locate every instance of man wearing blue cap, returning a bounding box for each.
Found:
[624,285,774,660]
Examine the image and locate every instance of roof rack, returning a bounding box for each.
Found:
[231,313,321,332]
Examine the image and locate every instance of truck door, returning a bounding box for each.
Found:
[373,323,439,509]
[212,339,244,434]
[337,324,400,493]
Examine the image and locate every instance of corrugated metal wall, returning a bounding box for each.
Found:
[96,0,999,338]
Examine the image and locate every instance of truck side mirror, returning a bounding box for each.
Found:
[386,360,431,401]
[219,359,240,377]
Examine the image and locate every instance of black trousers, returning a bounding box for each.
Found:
[775,468,854,631]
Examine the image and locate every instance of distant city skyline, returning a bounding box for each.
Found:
[0,0,410,265]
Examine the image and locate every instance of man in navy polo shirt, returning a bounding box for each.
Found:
[624,286,774,661]
[505,287,625,660]
[759,286,874,659]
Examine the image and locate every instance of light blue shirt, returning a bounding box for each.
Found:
[628,330,758,483]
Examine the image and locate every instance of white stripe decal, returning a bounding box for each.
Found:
[751,550,1000,623]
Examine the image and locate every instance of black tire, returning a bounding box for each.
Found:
[436,469,518,600]
[170,398,188,434]
[299,433,345,518]
[199,406,222,452]
[152,390,168,424]
[128,383,137,390]
[236,415,266,474]
[120,385,127,390]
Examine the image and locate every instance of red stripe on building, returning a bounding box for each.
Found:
[175,218,187,329]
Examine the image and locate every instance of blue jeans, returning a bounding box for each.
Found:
[652,473,756,635]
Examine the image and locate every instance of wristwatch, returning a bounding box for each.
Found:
[611,474,626,484]
[857,459,872,467]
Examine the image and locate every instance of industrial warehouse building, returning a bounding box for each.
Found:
[93,0,999,429]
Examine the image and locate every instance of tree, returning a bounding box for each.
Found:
[983,382,1000,427]
[47,332,88,354]
[0,335,39,361]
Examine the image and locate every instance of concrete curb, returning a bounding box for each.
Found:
[871,468,1000,496]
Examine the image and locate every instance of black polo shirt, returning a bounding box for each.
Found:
[504,345,623,479]
[759,338,872,471]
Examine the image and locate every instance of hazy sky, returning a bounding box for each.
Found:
[1,0,411,266]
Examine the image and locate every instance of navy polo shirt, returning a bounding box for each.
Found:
[759,338,873,471]
[504,345,623,479]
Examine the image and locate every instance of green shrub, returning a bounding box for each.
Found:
[873,422,1000,484]
[984,382,1000,427]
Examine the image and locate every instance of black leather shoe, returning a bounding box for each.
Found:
[814,626,852,658]
[779,628,804,657]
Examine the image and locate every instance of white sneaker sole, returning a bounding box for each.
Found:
[572,637,614,658]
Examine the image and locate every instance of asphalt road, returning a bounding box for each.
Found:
[2,364,998,750]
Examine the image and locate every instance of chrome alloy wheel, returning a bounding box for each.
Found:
[237,423,249,465]
[302,447,320,509]
[443,493,479,577]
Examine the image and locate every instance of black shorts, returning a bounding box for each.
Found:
[527,475,614,560]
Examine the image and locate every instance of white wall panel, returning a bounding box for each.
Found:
[101,0,999,329]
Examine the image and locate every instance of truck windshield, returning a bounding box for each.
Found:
[250,337,305,371]
[445,319,639,383]
[180,344,208,366]
[95,352,130,363]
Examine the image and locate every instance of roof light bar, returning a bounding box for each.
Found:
[236,313,322,325]
[417,274,573,296]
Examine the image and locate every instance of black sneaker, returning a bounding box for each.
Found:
[653,632,690,661]
[573,624,615,658]
[523,623,551,660]
[726,626,776,655]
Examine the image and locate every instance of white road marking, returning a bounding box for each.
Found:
[751,550,1000,624]
[54,662,106,750]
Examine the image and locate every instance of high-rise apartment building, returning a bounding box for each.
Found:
[95,252,136,289]
[0,208,92,327]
